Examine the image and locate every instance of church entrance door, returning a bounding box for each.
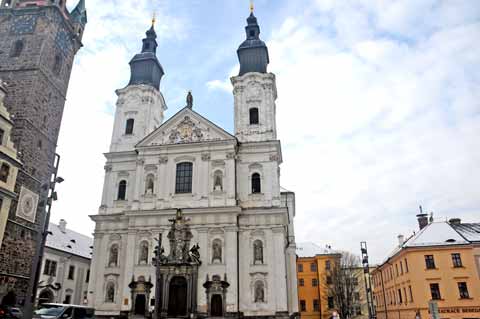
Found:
[134,294,146,315]
[210,294,223,317]
[167,276,188,317]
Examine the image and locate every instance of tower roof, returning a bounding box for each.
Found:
[237,11,269,76]
[128,23,164,90]
[70,0,87,25]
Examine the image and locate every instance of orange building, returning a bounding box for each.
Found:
[296,243,342,319]
[372,215,480,319]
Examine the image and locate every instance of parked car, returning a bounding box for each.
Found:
[0,306,23,319]
[33,304,94,319]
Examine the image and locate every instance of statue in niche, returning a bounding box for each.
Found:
[212,239,222,263]
[253,240,263,264]
[145,176,154,195]
[106,283,115,302]
[109,245,118,267]
[254,281,265,303]
[139,242,148,264]
[214,173,223,191]
[189,243,201,264]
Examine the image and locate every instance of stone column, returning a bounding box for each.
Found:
[122,230,137,311]
[272,227,287,312]
[224,226,238,312]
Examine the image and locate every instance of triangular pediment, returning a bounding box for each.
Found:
[136,107,236,148]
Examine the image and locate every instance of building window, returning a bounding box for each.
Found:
[0,163,10,182]
[328,296,334,309]
[67,265,75,280]
[53,54,62,75]
[298,264,303,272]
[125,118,134,135]
[85,269,90,283]
[425,255,436,269]
[408,285,413,302]
[299,278,304,287]
[251,173,261,193]
[0,129,4,145]
[400,261,404,275]
[451,253,462,267]
[395,264,399,277]
[249,108,259,125]
[43,259,57,277]
[109,244,119,267]
[310,262,317,272]
[300,300,306,312]
[10,40,24,57]
[405,258,409,272]
[64,294,71,304]
[312,278,318,287]
[175,162,193,193]
[253,239,263,264]
[313,299,320,312]
[325,260,331,270]
[105,282,115,303]
[430,283,441,300]
[398,288,402,304]
[458,282,469,299]
[326,275,332,285]
[117,180,127,200]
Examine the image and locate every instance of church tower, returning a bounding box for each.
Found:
[0,0,86,305]
[109,22,167,153]
[232,9,277,143]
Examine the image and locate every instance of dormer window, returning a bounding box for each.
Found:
[70,239,76,244]
[125,119,134,135]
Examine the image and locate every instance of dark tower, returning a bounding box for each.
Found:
[237,9,269,76]
[0,0,86,305]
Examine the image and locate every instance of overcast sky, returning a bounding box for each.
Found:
[54,0,480,263]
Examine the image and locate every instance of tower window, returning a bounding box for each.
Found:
[249,30,255,37]
[175,162,193,193]
[249,108,259,125]
[53,54,62,75]
[251,173,261,193]
[10,40,24,57]
[117,180,127,200]
[125,119,134,135]
[0,163,10,182]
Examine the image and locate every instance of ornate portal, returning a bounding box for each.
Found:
[153,209,201,319]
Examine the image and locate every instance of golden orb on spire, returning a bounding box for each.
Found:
[250,0,254,13]
[151,12,156,27]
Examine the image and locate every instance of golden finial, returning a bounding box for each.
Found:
[250,0,254,13]
[151,11,156,27]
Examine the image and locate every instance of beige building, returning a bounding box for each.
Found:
[0,80,21,247]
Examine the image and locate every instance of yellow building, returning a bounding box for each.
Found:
[296,242,342,319]
[0,80,21,246]
[372,214,480,319]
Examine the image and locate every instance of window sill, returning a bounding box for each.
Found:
[459,297,472,300]
[425,268,438,270]
[452,266,465,269]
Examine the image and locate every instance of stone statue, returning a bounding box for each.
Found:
[186,91,193,108]
[189,243,201,264]
[106,283,115,302]
[214,174,222,191]
[254,240,263,264]
[139,242,148,263]
[212,240,222,263]
[109,245,118,267]
[254,282,265,302]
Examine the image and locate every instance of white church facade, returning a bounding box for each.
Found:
[88,10,298,319]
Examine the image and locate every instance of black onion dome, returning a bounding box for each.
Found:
[237,12,269,76]
[128,25,164,90]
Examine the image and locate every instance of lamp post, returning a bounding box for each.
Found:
[24,153,63,319]
[361,241,376,319]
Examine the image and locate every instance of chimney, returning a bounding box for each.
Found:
[397,234,405,247]
[59,219,67,233]
[449,218,461,225]
[416,205,428,230]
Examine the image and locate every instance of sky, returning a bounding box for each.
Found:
[54,0,480,263]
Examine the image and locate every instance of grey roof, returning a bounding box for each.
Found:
[237,12,269,76]
[450,223,480,242]
[70,0,87,25]
[128,25,164,90]
[46,222,93,259]
[296,242,339,258]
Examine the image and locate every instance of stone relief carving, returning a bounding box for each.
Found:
[104,164,112,172]
[269,154,279,162]
[158,157,168,164]
[169,116,204,144]
[201,153,211,161]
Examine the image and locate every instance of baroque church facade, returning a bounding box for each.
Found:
[88,10,298,319]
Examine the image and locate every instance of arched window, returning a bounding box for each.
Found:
[0,163,10,182]
[117,180,127,200]
[145,174,155,195]
[125,119,134,135]
[253,240,263,264]
[211,239,222,263]
[10,40,24,57]
[52,54,62,75]
[213,170,223,191]
[105,282,115,303]
[138,241,149,264]
[254,281,265,303]
[175,162,193,193]
[108,244,119,267]
[251,173,261,194]
[249,108,259,125]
